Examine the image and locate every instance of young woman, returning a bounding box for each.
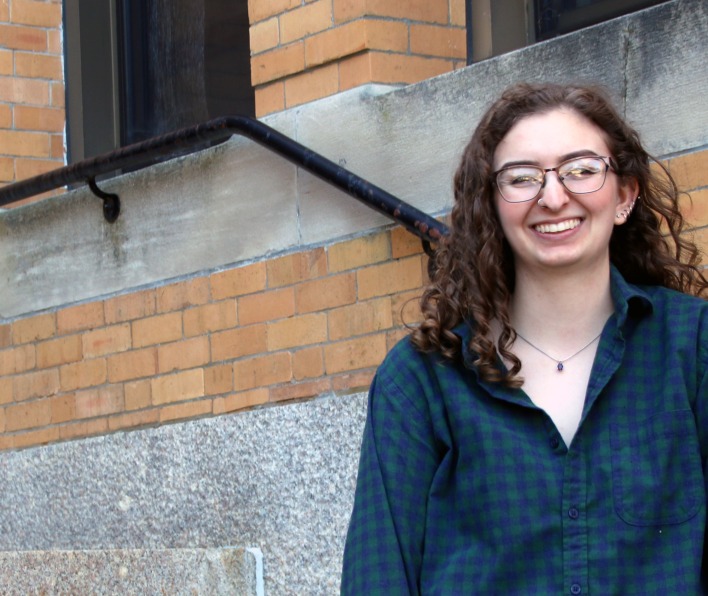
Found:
[341,83,708,594]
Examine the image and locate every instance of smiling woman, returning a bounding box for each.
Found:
[341,82,708,595]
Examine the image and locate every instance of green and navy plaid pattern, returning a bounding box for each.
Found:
[342,267,708,595]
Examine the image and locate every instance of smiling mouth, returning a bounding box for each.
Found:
[533,218,582,234]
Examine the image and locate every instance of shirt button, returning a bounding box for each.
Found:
[570,583,582,595]
[568,507,580,520]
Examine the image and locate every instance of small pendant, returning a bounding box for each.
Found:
[557,362,564,372]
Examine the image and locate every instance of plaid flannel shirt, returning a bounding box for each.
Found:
[342,267,708,595]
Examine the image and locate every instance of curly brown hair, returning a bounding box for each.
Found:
[411,82,707,387]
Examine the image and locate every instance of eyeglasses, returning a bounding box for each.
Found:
[494,155,614,203]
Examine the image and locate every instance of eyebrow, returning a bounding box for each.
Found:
[496,149,602,170]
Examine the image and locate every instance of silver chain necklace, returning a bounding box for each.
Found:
[515,330,602,372]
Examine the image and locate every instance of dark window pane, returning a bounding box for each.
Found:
[119,0,253,146]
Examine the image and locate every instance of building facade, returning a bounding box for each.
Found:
[0,0,706,592]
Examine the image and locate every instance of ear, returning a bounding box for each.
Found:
[614,176,639,226]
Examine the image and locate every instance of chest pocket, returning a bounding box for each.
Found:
[610,409,704,526]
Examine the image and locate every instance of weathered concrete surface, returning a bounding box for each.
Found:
[0,547,262,595]
[0,393,367,595]
[0,0,706,318]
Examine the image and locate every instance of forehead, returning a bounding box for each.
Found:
[493,108,611,167]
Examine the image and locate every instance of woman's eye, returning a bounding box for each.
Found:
[506,173,539,186]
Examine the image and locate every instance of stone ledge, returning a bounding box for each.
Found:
[0,546,263,595]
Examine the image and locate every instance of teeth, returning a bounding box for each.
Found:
[534,219,581,234]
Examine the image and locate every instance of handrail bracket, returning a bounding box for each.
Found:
[88,177,121,223]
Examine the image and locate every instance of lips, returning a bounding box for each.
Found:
[533,218,582,234]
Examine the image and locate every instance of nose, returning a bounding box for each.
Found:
[537,170,570,210]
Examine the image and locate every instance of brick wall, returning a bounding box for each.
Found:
[248,0,467,117]
[0,0,64,195]
[0,225,427,450]
[0,147,705,451]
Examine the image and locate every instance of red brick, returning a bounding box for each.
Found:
[104,289,156,324]
[366,0,448,23]
[50,393,75,423]
[11,426,60,448]
[669,150,708,191]
[267,313,328,351]
[74,385,123,418]
[107,347,158,383]
[270,378,331,402]
[324,333,388,373]
[252,42,306,85]
[410,23,466,59]
[152,369,205,405]
[59,358,107,392]
[0,344,35,376]
[82,324,131,358]
[284,63,339,108]
[0,79,49,107]
[233,352,292,391]
[249,0,300,23]
[293,346,324,380]
[250,16,279,54]
[183,300,237,337]
[36,334,82,368]
[0,377,12,403]
[205,364,234,395]
[280,0,333,45]
[132,312,183,348]
[14,105,64,131]
[391,225,425,258]
[108,408,160,431]
[156,277,210,312]
[57,302,104,334]
[59,418,109,441]
[0,24,47,51]
[157,336,210,373]
[357,255,424,299]
[328,297,393,340]
[255,81,286,117]
[12,312,55,343]
[328,232,391,272]
[211,262,267,299]
[331,369,376,392]
[267,248,327,288]
[158,399,212,423]
[11,0,62,27]
[14,157,62,179]
[14,52,63,80]
[125,379,151,410]
[0,324,11,348]
[5,398,51,431]
[13,368,60,401]
[211,324,267,362]
[392,289,423,326]
[295,273,356,313]
[238,287,295,326]
[213,388,269,414]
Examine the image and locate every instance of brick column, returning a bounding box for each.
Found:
[248,0,467,117]
[0,0,65,196]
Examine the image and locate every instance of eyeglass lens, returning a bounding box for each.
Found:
[497,156,608,202]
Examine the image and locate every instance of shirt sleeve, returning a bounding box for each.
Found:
[341,362,441,595]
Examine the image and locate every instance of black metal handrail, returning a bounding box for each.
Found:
[0,116,448,245]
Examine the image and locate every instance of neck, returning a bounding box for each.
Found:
[511,261,614,342]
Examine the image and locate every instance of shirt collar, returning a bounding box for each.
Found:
[457,265,654,370]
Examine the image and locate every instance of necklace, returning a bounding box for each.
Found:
[515,330,602,372]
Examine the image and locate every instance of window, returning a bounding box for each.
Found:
[64,0,253,163]
[467,0,671,63]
